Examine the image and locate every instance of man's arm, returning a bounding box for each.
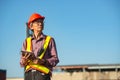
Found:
[46,38,59,67]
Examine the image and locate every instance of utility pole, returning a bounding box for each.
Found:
[26,23,30,37]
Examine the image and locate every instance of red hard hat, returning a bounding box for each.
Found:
[27,13,45,28]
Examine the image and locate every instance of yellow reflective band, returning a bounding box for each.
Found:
[26,61,49,74]
[26,37,32,52]
[39,36,51,59]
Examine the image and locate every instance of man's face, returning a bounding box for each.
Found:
[30,21,44,33]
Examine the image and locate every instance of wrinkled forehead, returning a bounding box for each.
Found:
[32,19,44,23]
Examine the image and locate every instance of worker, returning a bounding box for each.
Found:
[20,13,59,80]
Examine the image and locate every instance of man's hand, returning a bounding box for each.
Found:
[21,56,29,66]
[21,51,49,65]
[21,51,36,61]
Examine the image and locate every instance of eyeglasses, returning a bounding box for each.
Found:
[33,22,43,27]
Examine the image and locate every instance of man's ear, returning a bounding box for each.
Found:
[30,26,33,30]
[29,23,33,30]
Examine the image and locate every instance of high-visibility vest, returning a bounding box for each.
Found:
[25,36,51,74]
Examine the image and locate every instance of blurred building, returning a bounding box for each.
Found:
[52,64,120,80]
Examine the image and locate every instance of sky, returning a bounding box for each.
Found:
[0,0,120,78]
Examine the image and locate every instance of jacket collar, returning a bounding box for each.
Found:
[31,33,46,40]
